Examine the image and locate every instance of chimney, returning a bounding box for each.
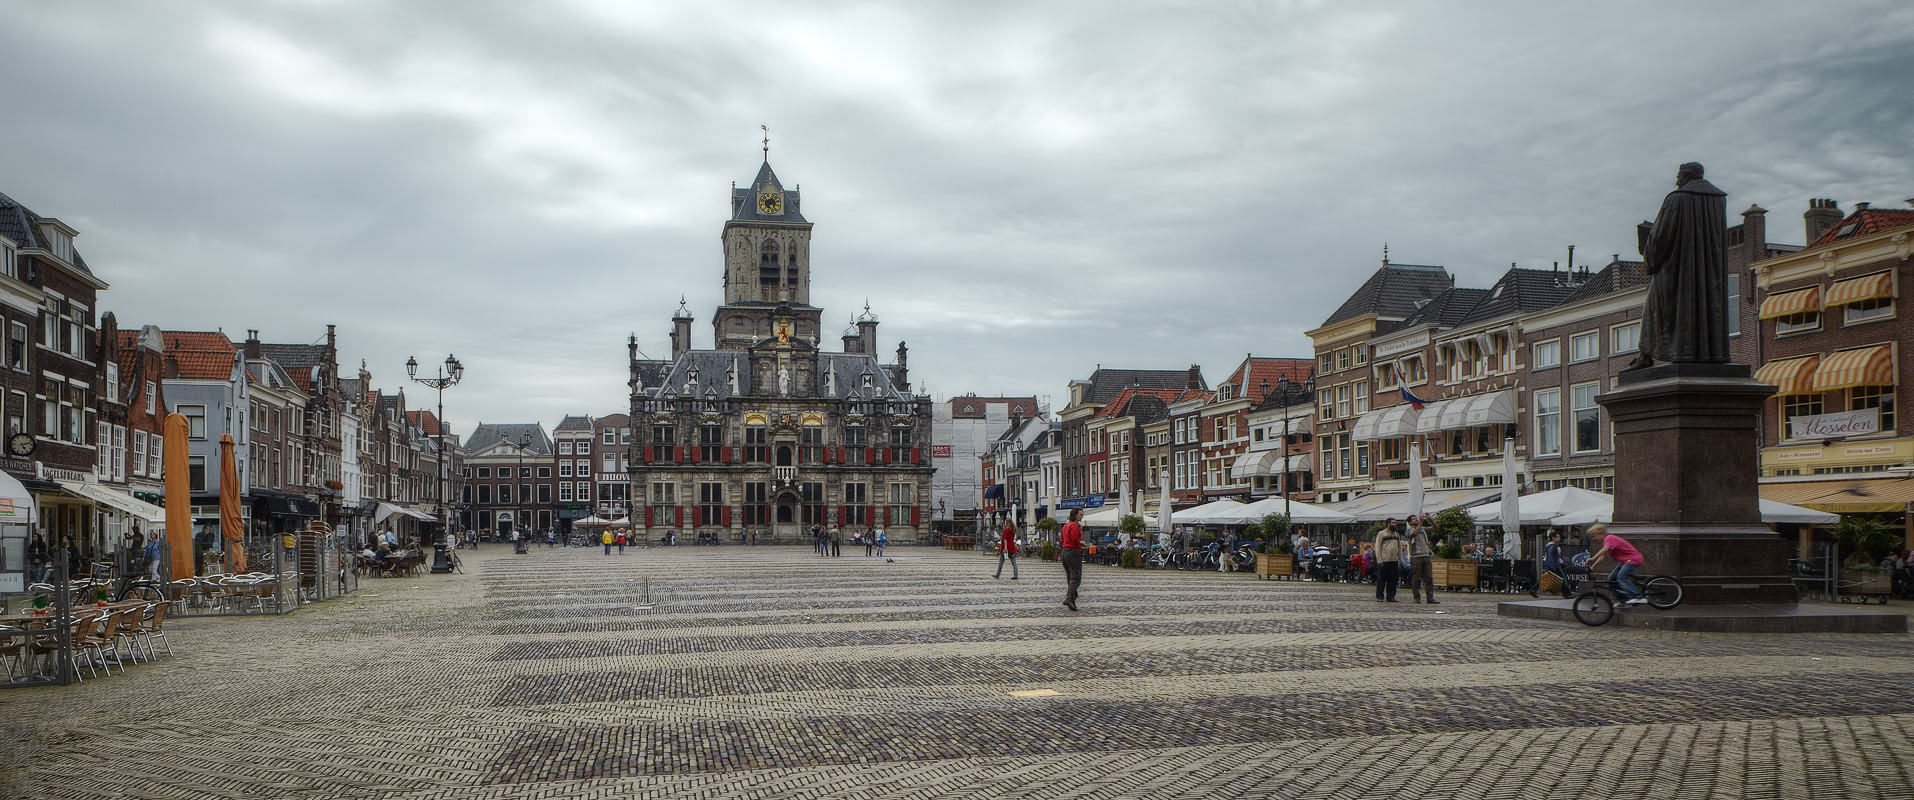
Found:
[670,302,693,361]
[1740,204,1767,263]
[1855,201,1870,211]
[842,328,861,354]
[857,317,878,357]
[894,341,909,390]
[1186,364,1203,390]
[1804,198,1842,243]
[164,353,181,379]
[243,329,261,360]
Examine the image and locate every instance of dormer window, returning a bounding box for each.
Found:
[41,228,74,264]
[0,241,14,280]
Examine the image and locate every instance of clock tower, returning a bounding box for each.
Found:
[716,159,821,350]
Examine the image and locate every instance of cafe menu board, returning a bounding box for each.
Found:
[0,532,22,593]
[0,572,21,593]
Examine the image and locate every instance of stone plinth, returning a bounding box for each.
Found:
[1497,599,1907,633]
[1595,364,1796,605]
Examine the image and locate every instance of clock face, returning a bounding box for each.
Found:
[758,192,783,214]
[8,432,34,456]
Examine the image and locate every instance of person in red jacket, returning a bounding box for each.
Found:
[1059,509,1084,611]
[994,521,1021,580]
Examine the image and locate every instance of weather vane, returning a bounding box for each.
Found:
[761,124,769,159]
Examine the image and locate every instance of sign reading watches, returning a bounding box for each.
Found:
[1789,408,1880,441]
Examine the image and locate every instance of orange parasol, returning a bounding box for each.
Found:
[219,433,245,572]
[162,413,193,583]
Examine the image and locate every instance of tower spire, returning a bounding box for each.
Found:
[761,124,769,161]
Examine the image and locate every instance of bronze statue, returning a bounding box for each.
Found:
[1629,162,1730,370]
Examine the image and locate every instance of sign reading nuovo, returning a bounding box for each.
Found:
[1788,408,1879,440]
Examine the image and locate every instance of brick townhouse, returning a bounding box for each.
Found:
[1200,356,1314,502]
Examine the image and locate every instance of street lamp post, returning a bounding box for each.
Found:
[515,432,531,554]
[407,354,463,574]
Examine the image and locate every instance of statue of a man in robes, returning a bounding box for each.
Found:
[1628,162,1730,370]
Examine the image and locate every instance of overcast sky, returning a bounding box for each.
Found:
[4,1,1911,437]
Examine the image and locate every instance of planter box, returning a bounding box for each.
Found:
[1256,553,1294,580]
[1431,558,1478,590]
[1841,569,1891,603]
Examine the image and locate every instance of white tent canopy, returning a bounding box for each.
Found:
[1326,486,1501,523]
[373,502,434,525]
[1079,504,1154,528]
[0,469,34,524]
[1468,486,1615,525]
[1225,496,1355,524]
[1474,489,1841,526]
[1171,499,1248,525]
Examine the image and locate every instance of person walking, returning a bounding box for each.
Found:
[864,526,876,557]
[1407,513,1438,604]
[1585,524,1648,604]
[1373,521,1403,603]
[1058,509,1084,611]
[994,520,1021,580]
[615,530,628,554]
[875,527,887,557]
[1540,530,1569,599]
[601,529,613,556]
[829,526,843,557]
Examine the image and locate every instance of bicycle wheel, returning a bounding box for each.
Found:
[1571,590,1615,626]
[1643,576,1683,609]
[118,583,164,602]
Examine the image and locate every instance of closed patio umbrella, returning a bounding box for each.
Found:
[1499,437,1521,557]
[1156,469,1172,542]
[220,434,245,572]
[1407,439,1425,519]
[163,413,192,582]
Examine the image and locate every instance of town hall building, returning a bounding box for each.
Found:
[627,154,932,542]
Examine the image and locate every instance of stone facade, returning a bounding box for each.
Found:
[629,158,932,543]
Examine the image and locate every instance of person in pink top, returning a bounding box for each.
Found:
[1584,524,1648,605]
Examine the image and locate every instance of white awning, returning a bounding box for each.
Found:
[1459,390,1517,428]
[1231,452,1312,480]
[1325,487,1502,522]
[1415,399,1459,434]
[56,480,163,524]
[0,470,34,524]
[1353,404,1422,442]
[374,502,435,525]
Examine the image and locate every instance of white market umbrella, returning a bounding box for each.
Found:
[1406,439,1425,519]
[1469,487,1615,525]
[1231,496,1355,524]
[1117,474,1131,517]
[1175,499,1248,525]
[1549,496,1841,527]
[1499,437,1521,557]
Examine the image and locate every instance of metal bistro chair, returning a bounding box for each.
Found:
[1487,559,1514,593]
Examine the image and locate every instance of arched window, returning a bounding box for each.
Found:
[759,238,782,285]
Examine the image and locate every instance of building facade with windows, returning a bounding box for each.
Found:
[626,156,932,542]
[931,395,1038,533]
[1752,202,1914,548]
[591,413,632,520]
[1199,356,1314,503]
[460,423,553,538]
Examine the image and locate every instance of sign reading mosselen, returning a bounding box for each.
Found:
[1788,408,1880,441]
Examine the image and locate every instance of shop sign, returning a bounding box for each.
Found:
[0,498,22,519]
[43,467,88,482]
[1773,449,1821,462]
[1373,332,1430,360]
[1789,408,1879,440]
[932,445,952,458]
[1842,444,1895,458]
[1058,496,1106,510]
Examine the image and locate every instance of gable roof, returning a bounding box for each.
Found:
[0,189,99,280]
[1452,268,1583,327]
[404,410,443,437]
[1081,368,1199,405]
[256,343,328,392]
[552,414,594,434]
[464,423,552,456]
[1220,357,1315,403]
[1322,262,1454,327]
[1252,380,1317,412]
[156,330,238,381]
[1091,387,1183,421]
[1808,207,1914,248]
[1393,287,1490,331]
[1559,259,1648,305]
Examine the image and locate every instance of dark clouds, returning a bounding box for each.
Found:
[1,1,1909,431]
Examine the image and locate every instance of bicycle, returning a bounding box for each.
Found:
[1571,571,1684,626]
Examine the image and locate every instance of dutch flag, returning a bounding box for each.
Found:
[1400,385,1428,410]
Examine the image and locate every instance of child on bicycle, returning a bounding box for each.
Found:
[1584,524,1647,605]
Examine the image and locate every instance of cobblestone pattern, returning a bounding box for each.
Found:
[4,544,1912,800]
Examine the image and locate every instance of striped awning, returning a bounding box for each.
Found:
[1824,272,1893,307]
[1753,355,1819,395]
[1758,286,1821,320]
[1811,345,1895,393]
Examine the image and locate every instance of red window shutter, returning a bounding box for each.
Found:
[866,447,875,464]
[867,505,876,525]
[911,447,921,464]
[721,446,731,462]
[881,507,890,526]
[823,447,833,463]
[722,506,732,526]
[838,446,847,463]
[643,446,652,463]
[693,507,703,526]
[644,506,654,526]
[911,507,921,526]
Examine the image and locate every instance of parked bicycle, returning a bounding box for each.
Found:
[1571,572,1684,626]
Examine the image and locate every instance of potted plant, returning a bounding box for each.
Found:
[1120,548,1143,569]
[1429,507,1478,589]
[1832,516,1897,604]
[1255,513,1294,580]
[1118,514,1148,541]
[1038,541,1060,562]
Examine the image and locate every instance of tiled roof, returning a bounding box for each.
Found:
[553,414,594,433]
[1223,357,1315,403]
[0,190,98,279]
[257,343,327,392]
[1251,380,1317,412]
[1082,368,1199,405]
[1808,207,1914,248]
[465,423,552,456]
[404,410,442,436]
[157,330,238,381]
[949,396,1039,419]
[1393,287,1490,331]
[1452,268,1583,327]
[1091,388,1182,420]
[1321,262,1453,327]
[1559,259,1648,305]
[729,160,810,224]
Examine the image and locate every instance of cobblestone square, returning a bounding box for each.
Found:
[5,545,1913,799]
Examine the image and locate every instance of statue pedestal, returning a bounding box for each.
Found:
[1598,364,1795,605]
[1500,363,1904,632]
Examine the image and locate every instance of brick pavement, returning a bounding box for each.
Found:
[3,544,1913,799]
